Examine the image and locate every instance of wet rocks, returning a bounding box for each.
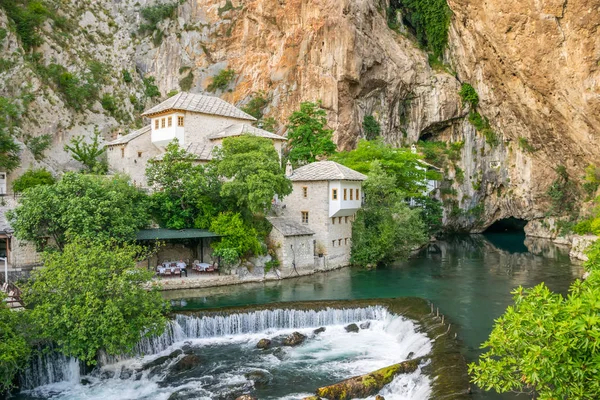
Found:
[235,396,257,400]
[283,332,307,346]
[257,338,271,349]
[376,396,385,400]
[360,321,371,330]
[345,323,359,333]
[171,354,201,373]
[314,327,326,335]
[143,349,183,370]
[244,370,272,387]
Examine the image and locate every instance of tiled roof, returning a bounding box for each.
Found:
[105,125,151,146]
[289,161,367,182]
[208,124,287,141]
[141,92,256,121]
[268,217,315,237]
[152,142,214,162]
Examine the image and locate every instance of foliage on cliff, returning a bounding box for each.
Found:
[8,173,150,251]
[286,102,336,167]
[389,0,452,59]
[0,97,22,172]
[22,240,168,364]
[470,240,600,398]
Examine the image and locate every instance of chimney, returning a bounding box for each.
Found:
[285,160,293,177]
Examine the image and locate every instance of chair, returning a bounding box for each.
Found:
[173,268,181,277]
[163,269,171,277]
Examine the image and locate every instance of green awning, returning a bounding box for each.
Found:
[136,229,220,241]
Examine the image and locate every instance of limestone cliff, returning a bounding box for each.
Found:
[0,0,598,231]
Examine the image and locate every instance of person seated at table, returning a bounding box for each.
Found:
[177,259,187,277]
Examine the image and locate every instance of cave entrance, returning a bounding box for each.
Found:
[484,217,528,233]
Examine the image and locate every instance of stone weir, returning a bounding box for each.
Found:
[179,297,471,399]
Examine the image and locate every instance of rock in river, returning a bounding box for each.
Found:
[345,323,359,333]
[171,354,201,373]
[360,321,371,330]
[283,331,306,346]
[257,338,271,349]
[313,327,326,335]
[235,396,257,400]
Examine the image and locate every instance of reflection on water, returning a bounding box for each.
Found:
[165,234,582,399]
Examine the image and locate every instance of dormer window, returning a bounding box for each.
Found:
[178,116,184,127]
[161,118,166,128]
[168,116,172,127]
[155,119,159,129]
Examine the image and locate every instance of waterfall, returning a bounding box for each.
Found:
[21,306,389,390]
[21,352,82,390]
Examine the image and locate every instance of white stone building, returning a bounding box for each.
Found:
[106,92,287,186]
[268,161,367,274]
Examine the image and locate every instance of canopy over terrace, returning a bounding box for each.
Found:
[135,229,221,266]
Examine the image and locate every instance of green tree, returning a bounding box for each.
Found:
[362,115,381,140]
[470,239,600,398]
[8,173,150,251]
[64,129,107,173]
[210,212,263,268]
[25,133,52,160]
[0,296,31,393]
[351,163,427,268]
[146,140,221,229]
[12,167,55,193]
[331,139,429,197]
[213,135,292,216]
[23,240,168,364]
[286,101,336,166]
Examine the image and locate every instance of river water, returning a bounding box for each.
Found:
[16,234,583,399]
[163,233,583,399]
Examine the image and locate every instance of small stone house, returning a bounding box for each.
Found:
[269,161,367,274]
[106,92,287,186]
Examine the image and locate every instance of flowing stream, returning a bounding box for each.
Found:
[17,307,432,400]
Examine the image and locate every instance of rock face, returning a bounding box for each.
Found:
[0,0,597,230]
[283,332,307,346]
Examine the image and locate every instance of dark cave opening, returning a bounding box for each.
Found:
[484,217,528,233]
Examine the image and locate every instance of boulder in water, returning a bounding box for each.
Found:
[283,331,307,346]
[313,327,326,335]
[235,396,257,400]
[360,321,371,330]
[143,349,183,370]
[376,396,385,400]
[345,323,359,333]
[316,358,422,399]
[407,352,415,359]
[171,354,201,373]
[257,338,271,349]
[244,370,272,387]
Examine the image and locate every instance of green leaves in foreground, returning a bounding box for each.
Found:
[22,240,168,364]
[470,241,600,399]
[0,296,32,393]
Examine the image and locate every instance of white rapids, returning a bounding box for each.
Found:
[19,306,433,400]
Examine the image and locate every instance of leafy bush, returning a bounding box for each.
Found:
[518,136,535,153]
[210,212,263,267]
[583,164,600,197]
[207,69,235,92]
[362,115,381,140]
[469,111,498,147]
[0,295,31,393]
[241,92,269,120]
[389,0,452,59]
[12,167,55,193]
[25,133,52,160]
[101,94,117,114]
[143,76,161,98]
[1,0,49,51]
[139,2,178,34]
[546,165,578,215]
[459,83,479,109]
[179,70,194,91]
[122,69,132,83]
[43,63,100,110]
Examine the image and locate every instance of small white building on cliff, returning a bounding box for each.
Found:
[106,92,287,186]
[268,161,367,274]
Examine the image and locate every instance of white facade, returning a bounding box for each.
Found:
[150,112,185,147]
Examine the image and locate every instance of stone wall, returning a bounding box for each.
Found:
[107,130,162,187]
